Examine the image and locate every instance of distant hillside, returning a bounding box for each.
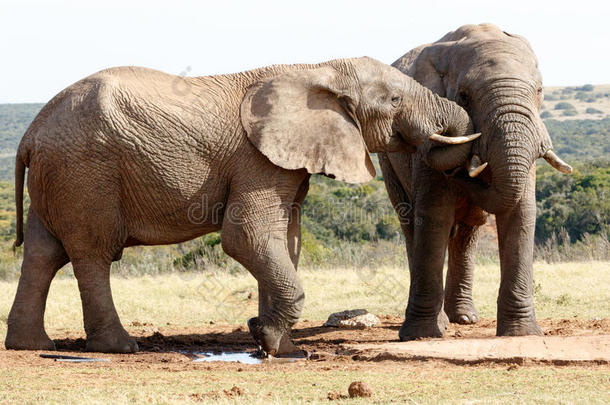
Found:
[0,103,43,155]
[0,85,608,180]
[0,103,43,180]
[542,84,610,121]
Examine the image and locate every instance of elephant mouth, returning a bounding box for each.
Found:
[391,129,417,153]
[445,158,492,196]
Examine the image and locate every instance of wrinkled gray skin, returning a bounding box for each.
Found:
[379,24,572,340]
[5,57,474,355]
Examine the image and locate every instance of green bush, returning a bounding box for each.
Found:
[562,109,578,116]
[540,111,553,119]
[172,232,240,272]
[555,102,575,110]
[586,107,603,114]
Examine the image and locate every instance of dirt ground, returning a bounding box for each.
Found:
[2,317,608,369]
[2,317,609,403]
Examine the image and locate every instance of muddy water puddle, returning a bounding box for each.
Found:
[187,351,306,364]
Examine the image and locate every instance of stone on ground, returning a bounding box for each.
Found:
[324,309,380,328]
[348,381,373,398]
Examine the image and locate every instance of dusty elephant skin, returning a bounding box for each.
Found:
[6,57,476,355]
[379,23,573,340]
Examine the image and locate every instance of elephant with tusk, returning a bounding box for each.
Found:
[5,56,476,356]
[379,23,573,340]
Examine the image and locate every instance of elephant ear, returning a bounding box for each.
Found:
[240,67,375,184]
[397,42,455,98]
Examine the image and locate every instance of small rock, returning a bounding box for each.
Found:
[324,309,380,328]
[348,381,373,398]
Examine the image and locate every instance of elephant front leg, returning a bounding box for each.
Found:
[445,222,481,324]
[495,167,542,336]
[400,178,455,340]
[223,233,305,356]
[221,191,306,357]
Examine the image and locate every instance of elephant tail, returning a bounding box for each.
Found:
[13,154,26,251]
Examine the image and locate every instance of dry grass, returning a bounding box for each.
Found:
[0,363,608,404]
[0,262,609,404]
[1,261,609,340]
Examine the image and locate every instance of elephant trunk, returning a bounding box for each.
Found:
[416,88,476,171]
[466,97,540,214]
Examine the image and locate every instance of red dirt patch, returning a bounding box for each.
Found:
[1,317,609,371]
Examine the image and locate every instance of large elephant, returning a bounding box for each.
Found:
[379,23,572,340]
[6,57,477,355]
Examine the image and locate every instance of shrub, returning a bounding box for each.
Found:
[586,107,603,114]
[562,109,578,116]
[540,111,553,119]
[555,102,575,110]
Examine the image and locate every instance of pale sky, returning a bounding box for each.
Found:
[1,0,608,103]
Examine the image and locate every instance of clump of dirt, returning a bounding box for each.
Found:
[199,385,246,400]
[327,390,347,400]
[348,381,373,398]
[223,386,246,397]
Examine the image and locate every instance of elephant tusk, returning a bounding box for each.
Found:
[429,132,481,145]
[467,155,488,178]
[543,150,572,174]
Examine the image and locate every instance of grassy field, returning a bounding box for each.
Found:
[1,262,609,404]
[1,363,608,404]
[542,84,610,120]
[1,261,609,339]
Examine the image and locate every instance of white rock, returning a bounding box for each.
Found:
[324,309,380,328]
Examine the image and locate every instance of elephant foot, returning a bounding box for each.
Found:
[444,300,479,325]
[497,317,543,336]
[248,317,304,357]
[86,327,138,353]
[5,326,56,351]
[399,310,449,341]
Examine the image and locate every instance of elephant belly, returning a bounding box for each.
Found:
[121,168,229,246]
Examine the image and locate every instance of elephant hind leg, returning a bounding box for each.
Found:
[5,207,69,350]
[70,257,137,353]
[445,222,481,324]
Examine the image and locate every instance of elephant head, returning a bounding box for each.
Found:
[394,24,572,213]
[241,57,478,183]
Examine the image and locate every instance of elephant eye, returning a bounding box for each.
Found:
[391,96,401,106]
[458,91,470,107]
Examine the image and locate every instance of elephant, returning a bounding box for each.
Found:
[379,23,572,340]
[5,56,478,355]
